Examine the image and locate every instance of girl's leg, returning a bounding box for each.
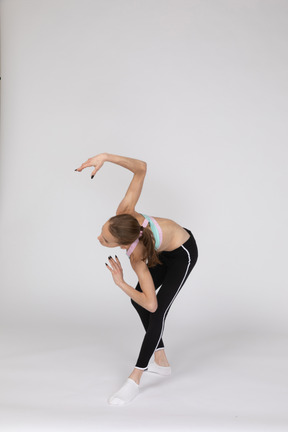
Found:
[108,263,167,406]
[125,250,193,394]
[131,287,165,351]
[134,243,197,370]
[154,347,170,366]
[130,261,167,351]
[108,237,198,405]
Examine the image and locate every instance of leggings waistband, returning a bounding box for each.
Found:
[159,228,198,258]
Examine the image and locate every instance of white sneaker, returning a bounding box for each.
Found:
[108,378,139,406]
[147,361,172,376]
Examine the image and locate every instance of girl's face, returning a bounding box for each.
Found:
[97,221,127,249]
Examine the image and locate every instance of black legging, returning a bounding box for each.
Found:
[131,229,198,369]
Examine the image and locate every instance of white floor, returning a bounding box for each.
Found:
[0,327,287,432]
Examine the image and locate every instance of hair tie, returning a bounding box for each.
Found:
[139,227,144,238]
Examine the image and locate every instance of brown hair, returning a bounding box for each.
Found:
[108,214,161,267]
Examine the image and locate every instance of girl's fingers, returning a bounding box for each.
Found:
[91,165,102,178]
[79,162,91,171]
[75,163,101,177]
[108,257,118,269]
[75,160,93,172]
[105,262,113,271]
[107,257,114,268]
[114,256,122,268]
[108,256,122,273]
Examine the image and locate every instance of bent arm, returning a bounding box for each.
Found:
[106,255,157,312]
[118,280,157,313]
[129,259,158,313]
[118,259,157,312]
[104,153,147,175]
[103,154,147,215]
[76,152,147,214]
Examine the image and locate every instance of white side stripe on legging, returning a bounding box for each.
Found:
[154,245,191,355]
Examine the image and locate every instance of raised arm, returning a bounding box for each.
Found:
[107,154,146,215]
[75,153,147,215]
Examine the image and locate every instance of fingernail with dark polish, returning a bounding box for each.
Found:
[105,263,108,266]
[75,169,78,171]
[108,256,112,259]
[91,175,94,179]
[115,255,118,259]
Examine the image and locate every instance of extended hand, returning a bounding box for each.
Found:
[75,153,107,178]
[105,256,125,286]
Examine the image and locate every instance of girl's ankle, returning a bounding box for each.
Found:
[154,358,170,367]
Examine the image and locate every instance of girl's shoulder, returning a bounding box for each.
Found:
[124,209,175,227]
[129,242,146,266]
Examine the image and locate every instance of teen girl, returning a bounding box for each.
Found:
[75,153,198,405]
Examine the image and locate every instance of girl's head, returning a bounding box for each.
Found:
[98,214,161,267]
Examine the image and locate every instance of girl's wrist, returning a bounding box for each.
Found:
[101,152,109,162]
[117,280,126,289]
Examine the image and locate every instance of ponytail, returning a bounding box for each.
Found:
[108,214,161,267]
[139,226,161,267]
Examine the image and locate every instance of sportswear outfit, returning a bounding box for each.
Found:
[127,214,198,370]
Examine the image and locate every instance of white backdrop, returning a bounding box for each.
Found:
[0,0,288,335]
[1,2,288,431]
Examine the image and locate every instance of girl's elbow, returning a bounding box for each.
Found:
[148,301,158,313]
[140,161,147,173]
